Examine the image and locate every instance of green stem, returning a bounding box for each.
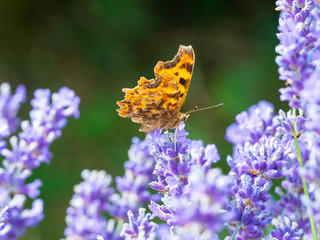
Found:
[292,108,318,240]
[230,225,240,240]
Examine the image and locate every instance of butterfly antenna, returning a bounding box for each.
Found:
[185,103,224,114]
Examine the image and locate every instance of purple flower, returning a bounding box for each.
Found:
[275,11,320,233]
[150,168,231,239]
[225,101,278,145]
[300,187,320,227]
[171,168,231,230]
[2,87,80,169]
[274,186,311,235]
[224,96,314,239]
[95,219,124,240]
[121,208,157,240]
[0,161,42,199]
[276,0,320,108]
[274,107,320,237]
[277,110,306,135]
[0,196,44,239]
[149,124,192,197]
[300,65,320,134]
[299,131,320,182]
[226,126,297,239]
[149,123,220,199]
[234,136,291,179]
[191,141,220,169]
[274,4,320,236]
[270,216,304,240]
[0,85,80,240]
[226,174,272,239]
[0,83,26,146]
[170,225,219,240]
[64,169,116,240]
[0,205,8,231]
[148,124,230,238]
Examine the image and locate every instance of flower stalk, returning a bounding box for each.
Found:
[230,225,240,240]
[292,107,318,240]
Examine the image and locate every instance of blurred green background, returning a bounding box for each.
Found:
[0,0,289,239]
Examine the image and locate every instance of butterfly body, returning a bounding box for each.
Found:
[117,45,194,132]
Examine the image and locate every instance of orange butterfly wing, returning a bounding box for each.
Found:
[117,45,195,132]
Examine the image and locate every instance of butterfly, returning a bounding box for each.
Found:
[117,45,195,133]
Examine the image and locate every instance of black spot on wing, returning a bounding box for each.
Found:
[186,63,193,73]
[179,77,187,86]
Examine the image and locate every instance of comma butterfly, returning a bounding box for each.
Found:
[117,45,195,132]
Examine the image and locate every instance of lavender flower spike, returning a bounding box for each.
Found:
[0,83,26,144]
[121,208,157,240]
[2,87,80,169]
[148,124,231,238]
[0,205,8,231]
[225,101,277,145]
[64,169,115,240]
[270,216,304,240]
[276,0,320,108]
[0,86,80,239]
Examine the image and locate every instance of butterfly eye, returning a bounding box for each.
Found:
[180,114,189,123]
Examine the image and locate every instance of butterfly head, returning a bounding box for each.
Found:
[178,112,190,125]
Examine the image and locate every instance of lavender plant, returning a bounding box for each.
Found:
[1,0,319,239]
[0,83,80,239]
